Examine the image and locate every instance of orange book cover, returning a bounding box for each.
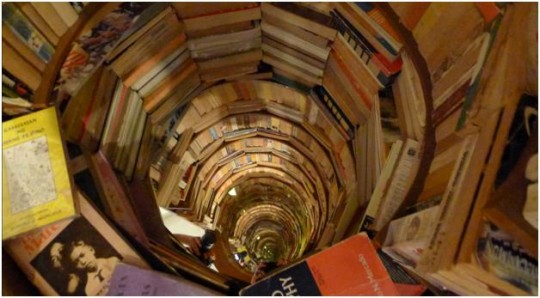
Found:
[474,3,501,24]
[240,233,398,296]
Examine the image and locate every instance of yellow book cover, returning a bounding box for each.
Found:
[3,106,77,240]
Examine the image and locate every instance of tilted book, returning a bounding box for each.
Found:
[240,233,398,296]
[2,3,55,63]
[107,262,221,296]
[4,189,150,296]
[2,106,77,240]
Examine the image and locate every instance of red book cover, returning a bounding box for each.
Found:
[241,233,398,296]
[474,3,501,24]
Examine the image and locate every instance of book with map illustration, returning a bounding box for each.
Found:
[2,106,78,240]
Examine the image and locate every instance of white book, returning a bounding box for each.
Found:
[360,139,403,231]
[373,138,421,230]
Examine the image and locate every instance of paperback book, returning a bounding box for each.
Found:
[5,190,149,295]
[475,221,538,295]
[2,107,77,240]
[107,262,221,296]
[240,233,398,296]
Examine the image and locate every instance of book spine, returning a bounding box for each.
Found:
[331,10,401,86]
[88,151,148,243]
[354,3,402,47]
[350,3,401,55]
[418,134,479,272]
[456,13,503,130]
[374,139,421,230]
[2,3,55,63]
[330,51,373,111]
[14,2,60,46]
[2,71,34,101]
[124,102,147,180]
[357,3,402,44]
[123,32,187,87]
[2,86,33,108]
[2,42,42,91]
[131,45,187,91]
[432,80,470,126]
[360,139,404,235]
[31,2,69,36]
[137,50,191,97]
[313,86,354,138]
[335,3,398,62]
[50,2,79,27]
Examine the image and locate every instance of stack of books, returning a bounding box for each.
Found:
[3,2,536,297]
[181,3,262,82]
[260,3,336,89]
[1,2,83,115]
[107,4,201,125]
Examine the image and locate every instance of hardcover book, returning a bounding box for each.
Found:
[2,106,77,240]
[240,233,398,296]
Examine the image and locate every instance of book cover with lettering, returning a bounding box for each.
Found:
[240,233,398,296]
[475,221,538,295]
[107,262,221,296]
[2,106,77,240]
[4,190,149,295]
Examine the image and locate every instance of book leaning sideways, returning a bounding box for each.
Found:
[3,106,78,240]
[5,190,150,295]
[241,233,398,296]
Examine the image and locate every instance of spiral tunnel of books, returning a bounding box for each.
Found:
[157,81,358,266]
[3,1,538,296]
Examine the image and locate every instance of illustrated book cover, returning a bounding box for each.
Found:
[4,189,149,295]
[3,106,77,240]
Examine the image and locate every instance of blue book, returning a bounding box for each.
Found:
[2,3,55,63]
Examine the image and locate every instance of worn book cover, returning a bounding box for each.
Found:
[107,262,221,296]
[2,3,55,63]
[2,106,77,240]
[475,221,538,295]
[86,150,149,245]
[382,205,441,267]
[5,190,149,295]
[240,233,398,296]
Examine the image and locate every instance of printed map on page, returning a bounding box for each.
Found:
[4,136,57,213]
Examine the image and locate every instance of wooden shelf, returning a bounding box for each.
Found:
[372,3,436,243]
[33,3,111,107]
[484,130,538,257]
